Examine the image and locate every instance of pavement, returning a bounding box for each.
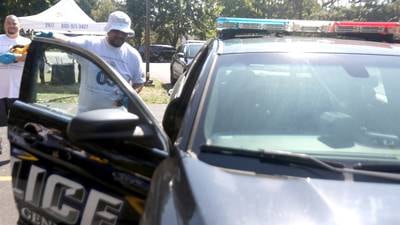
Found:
[0,126,15,225]
[142,62,170,84]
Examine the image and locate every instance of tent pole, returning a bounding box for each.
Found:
[144,0,153,86]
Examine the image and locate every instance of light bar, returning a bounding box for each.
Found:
[330,21,400,34]
[291,20,332,33]
[216,17,289,32]
[216,17,400,42]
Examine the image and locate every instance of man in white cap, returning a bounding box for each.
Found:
[47,11,144,113]
[0,15,31,150]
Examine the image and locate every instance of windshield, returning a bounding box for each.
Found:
[186,44,203,58]
[197,52,400,163]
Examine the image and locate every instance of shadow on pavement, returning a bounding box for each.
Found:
[0,160,10,167]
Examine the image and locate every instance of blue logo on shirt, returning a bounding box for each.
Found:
[96,71,115,87]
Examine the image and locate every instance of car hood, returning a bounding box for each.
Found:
[176,157,400,225]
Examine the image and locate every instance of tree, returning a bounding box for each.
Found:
[76,0,98,17]
[127,0,221,47]
[126,0,146,46]
[0,0,57,32]
[151,0,189,46]
[191,1,223,40]
[91,0,122,21]
[152,0,222,45]
[245,0,321,19]
[219,0,256,17]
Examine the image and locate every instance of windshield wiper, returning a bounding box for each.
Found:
[201,145,344,170]
[201,145,400,181]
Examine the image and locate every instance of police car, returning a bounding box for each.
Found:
[9,17,400,225]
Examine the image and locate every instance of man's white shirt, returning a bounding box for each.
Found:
[68,36,144,112]
[0,35,31,98]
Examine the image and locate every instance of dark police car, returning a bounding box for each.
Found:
[9,17,400,225]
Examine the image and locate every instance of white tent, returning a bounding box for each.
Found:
[19,0,106,35]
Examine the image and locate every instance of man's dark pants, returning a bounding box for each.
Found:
[0,98,17,127]
[0,98,16,152]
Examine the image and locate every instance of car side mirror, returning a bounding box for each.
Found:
[67,108,154,142]
[162,98,183,141]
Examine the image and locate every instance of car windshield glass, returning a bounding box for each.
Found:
[186,44,203,58]
[198,52,400,163]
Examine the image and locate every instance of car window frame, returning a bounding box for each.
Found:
[19,37,170,150]
[171,40,217,151]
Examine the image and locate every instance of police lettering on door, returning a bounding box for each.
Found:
[11,156,124,225]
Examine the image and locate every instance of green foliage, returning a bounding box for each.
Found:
[314,1,400,21]
[219,0,256,18]
[0,0,57,31]
[36,81,170,104]
[91,0,123,21]
[139,80,170,104]
[191,1,223,40]
[126,0,146,46]
[126,0,221,46]
[251,0,321,19]
[76,0,98,16]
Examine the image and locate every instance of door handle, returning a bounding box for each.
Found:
[22,123,45,144]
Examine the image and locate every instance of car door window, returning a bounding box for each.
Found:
[31,44,126,116]
[177,45,183,54]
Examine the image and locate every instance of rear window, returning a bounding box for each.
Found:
[186,44,203,58]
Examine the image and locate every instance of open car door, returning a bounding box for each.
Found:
[8,37,170,225]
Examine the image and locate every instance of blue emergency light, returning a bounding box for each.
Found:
[216,17,289,31]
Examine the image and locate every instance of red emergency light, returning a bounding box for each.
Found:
[330,21,400,34]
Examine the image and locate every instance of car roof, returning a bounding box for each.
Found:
[218,36,400,56]
[184,41,206,46]
[186,40,206,43]
[149,44,175,48]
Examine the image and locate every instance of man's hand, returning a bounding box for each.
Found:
[15,54,27,62]
[0,52,16,64]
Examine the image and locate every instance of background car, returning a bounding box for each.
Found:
[8,18,400,225]
[137,44,176,63]
[170,40,206,84]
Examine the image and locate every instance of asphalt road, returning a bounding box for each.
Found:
[0,126,15,225]
[0,63,170,224]
[143,62,171,84]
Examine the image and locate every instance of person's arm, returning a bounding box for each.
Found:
[52,33,71,42]
[35,32,76,45]
[128,50,145,93]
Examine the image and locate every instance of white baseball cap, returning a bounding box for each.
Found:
[104,11,135,35]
